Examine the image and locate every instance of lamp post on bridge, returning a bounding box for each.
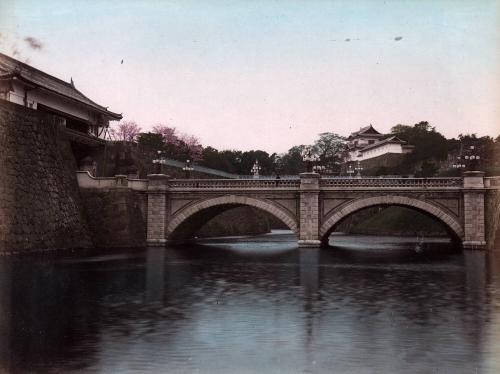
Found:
[312,164,326,174]
[251,160,261,179]
[346,163,355,178]
[452,157,466,170]
[355,160,363,178]
[453,145,481,173]
[152,150,165,174]
[301,146,319,173]
[464,146,481,171]
[183,159,194,179]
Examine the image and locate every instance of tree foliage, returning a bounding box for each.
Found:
[200,149,276,175]
[416,161,439,177]
[312,132,347,172]
[110,119,500,178]
[391,121,449,161]
[152,124,178,144]
[110,121,142,142]
[137,132,164,150]
[150,124,203,161]
[275,145,306,175]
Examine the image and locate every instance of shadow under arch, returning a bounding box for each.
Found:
[319,195,464,246]
[167,195,298,240]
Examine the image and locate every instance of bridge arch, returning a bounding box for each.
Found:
[167,195,298,239]
[319,195,464,244]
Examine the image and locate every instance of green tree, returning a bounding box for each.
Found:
[416,161,439,177]
[200,148,243,174]
[278,145,307,175]
[392,121,449,162]
[137,132,164,150]
[414,121,434,132]
[390,124,412,134]
[312,132,346,172]
[240,150,274,175]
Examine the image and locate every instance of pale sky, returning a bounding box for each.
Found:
[0,0,499,153]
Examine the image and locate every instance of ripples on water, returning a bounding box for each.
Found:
[0,231,499,373]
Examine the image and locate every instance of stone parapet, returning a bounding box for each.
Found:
[463,171,485,189]
[77,171,148,191]
[147,174,170,192]
[300,172,320,190]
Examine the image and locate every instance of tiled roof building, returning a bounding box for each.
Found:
[0,52,121,141]
[345,124,414,162]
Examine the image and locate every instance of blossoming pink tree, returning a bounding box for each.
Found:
[153,124,203,161]
[152,124,178,145]
[179,134,203,161]
[109,121,142,142]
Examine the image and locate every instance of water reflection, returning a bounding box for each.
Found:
[0,233,499,373]
[145,248,165,303]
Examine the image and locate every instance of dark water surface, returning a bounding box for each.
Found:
[1,231,500,373]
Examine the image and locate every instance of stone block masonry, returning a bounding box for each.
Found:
[298,173,321,246]
[463,172,487,249]
[79,189,147,248]
[146,174,169,246]
[0,100,91,253]
[485,188,500,250]
[463,192,485,245]
[79,171,496,249]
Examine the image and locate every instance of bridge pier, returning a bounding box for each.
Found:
[463,172,486,249]
[298,173,321,247]
[146,174,169,246]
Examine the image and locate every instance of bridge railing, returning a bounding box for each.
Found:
[76,171,148,191]
[485,177,500,188]
[169,177,463,189]
[169,178,301,189]
[77,172,474,190]
[320,177,463,188]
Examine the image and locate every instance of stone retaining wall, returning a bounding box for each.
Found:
[78,189,271,246]
[485,189,500,250]
[79,189,148,248]
[0,101,91,253]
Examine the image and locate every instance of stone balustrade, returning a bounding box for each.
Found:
[169,178,301,189]
[76,173,500,192]
[485,177,500,188]
[77,173,469,191]
[320,177,463,188]
[76,171,148,191]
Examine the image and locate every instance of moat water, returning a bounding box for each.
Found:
[1,231,500,373]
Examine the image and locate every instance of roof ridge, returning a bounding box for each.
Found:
[0,52,121,119]
[359,135,408,152]
[71,84,110,111]
[0,52,76,89]
[349,124,384,138]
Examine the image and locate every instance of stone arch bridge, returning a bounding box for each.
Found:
[77,172,500,249]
